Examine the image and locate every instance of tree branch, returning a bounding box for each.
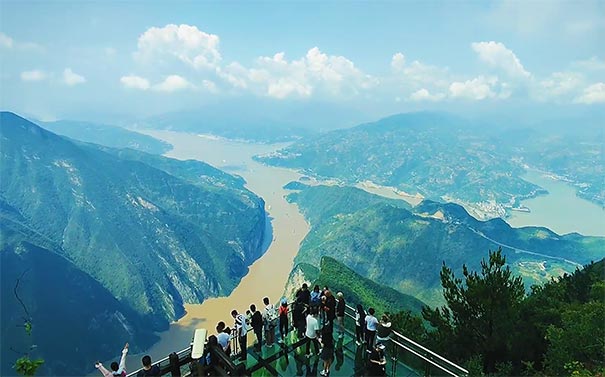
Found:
[14,269,31,321]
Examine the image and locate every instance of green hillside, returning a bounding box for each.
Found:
[313,256,426,315]
[287,184,605,306]
[257,111,605,215]
[0,112,267,376]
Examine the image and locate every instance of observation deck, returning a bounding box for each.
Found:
[127,302,468,377]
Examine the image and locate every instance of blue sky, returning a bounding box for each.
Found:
[1,0,604,122]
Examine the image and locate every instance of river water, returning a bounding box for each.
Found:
[137,130,311,361]
[507,170,605,237]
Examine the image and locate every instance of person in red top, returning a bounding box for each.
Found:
[278,298,289,343]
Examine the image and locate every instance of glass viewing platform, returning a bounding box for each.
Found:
[127,302,468,377]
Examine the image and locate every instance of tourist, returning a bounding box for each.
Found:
[231,309,248,360]
[263,296,277,347]
[319,321,335,376]
[216,323,231,356]
[250,304,263,352]
[324,290,336,327]
[305,308,321,357]
[296,283,311,306]
[310,285,322,312]
[94,343,129,377]
[278,298,289,343]
[293,295,308,339]
[376,314,392,347]
[136,355,160,376]
[355,304,366,346]
[365,307,378,351]
[336,292,346,338]
[368,343,387,376]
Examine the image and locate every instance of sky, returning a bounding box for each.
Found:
[0,0,604,124]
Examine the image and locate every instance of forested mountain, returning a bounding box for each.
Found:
[39,119,172,154]
[257,112,605,217]
[286,184,605,306]
[0,112,266,376]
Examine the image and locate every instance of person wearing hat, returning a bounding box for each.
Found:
[367,342,387,376]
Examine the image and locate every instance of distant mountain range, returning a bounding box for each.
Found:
[0,112,267,376]
[39,119,172,155]
[257,112,605,216]
[285,184,605,307]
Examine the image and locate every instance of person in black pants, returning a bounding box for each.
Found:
[278,299,289,343]
[250,304,263,352]
[355,304,366,345]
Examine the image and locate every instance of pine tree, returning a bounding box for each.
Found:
[423,247,525,373]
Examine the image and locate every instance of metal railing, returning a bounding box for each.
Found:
[341,302,468,376]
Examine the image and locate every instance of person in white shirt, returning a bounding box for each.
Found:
[305,308,321,357]
[95,343,128,377]
[365,307,378,351]
[231,309,248,360]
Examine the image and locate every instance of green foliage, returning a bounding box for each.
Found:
[313,256,425,316]
[14,356,44,376]
[424,248,525,373]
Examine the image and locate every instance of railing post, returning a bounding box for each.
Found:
[169,352,181,377]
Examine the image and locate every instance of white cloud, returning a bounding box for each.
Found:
[0,32,43,52]
[449,76,498,100]
[136,24,221,69]
[390,54,451,91]
[120,75,151,90]
[533,71,583,101]
[409,88,445,102]
[573,57,605,71]
[391,52,406,71]
[218,47,375,99]
[471,41,531,79]
[63,68,86,86]
[202,79,217,92]
[574,83,605,104]
[153,75,194,92]
[0,32,13,48]
[20,70,46,82]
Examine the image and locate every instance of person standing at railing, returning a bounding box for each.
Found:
[355,305,366,346]
[94,343,129,377]
[231,309,248,361]
[305,307,321,357]
[336,292,346,339]
[365,307,378,351]
[293,295,308,339]
[278,298,289,343]
[216,322,232,356]
[376,314,392,347]
[324,290,336,328]
[250,304,263,352]
[136,355,160,377]
[262,296,277,347]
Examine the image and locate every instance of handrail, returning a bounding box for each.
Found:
[126,347,190,377]
[342,301,468,376]
[391,328,469,375]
